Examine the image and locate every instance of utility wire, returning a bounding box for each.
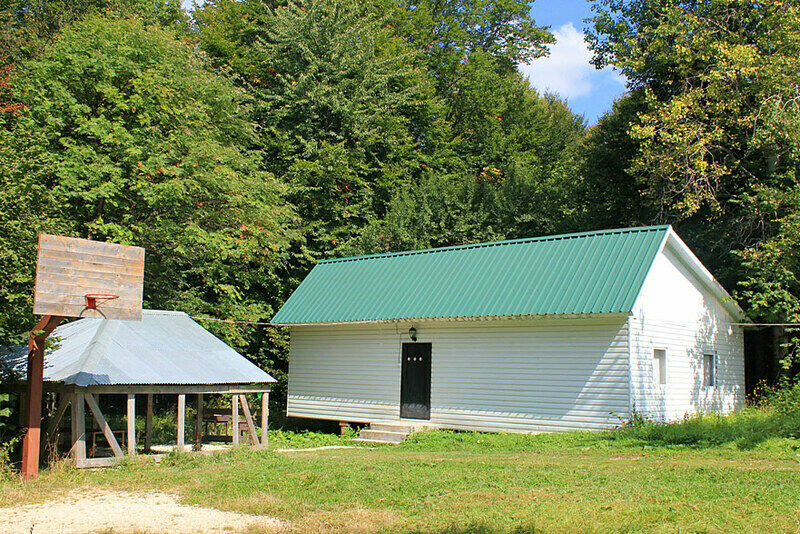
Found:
[732,323,800,327]
[191,316,278,326]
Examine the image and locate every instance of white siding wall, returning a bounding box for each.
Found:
[287,325,401,422]
[629,241,745,421]
[288,317,630,433]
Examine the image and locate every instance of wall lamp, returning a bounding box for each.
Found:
[408,327,417,341]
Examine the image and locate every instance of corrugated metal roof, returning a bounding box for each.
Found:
[1,310,275,386]
[272,226,672,324]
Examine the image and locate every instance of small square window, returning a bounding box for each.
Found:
[703,353,716,387]
[653,349,666,385]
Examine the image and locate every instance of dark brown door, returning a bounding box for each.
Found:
[401,342,431,419]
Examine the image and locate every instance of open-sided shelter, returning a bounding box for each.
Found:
[272,226,749,435]
[2,310,275,468]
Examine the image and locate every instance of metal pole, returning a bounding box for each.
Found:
[21,315,63,480]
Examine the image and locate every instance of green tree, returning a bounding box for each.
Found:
[588,0,800,304]
[577,91,653,230]
[379,0,553,86]
[0,16,296,355]
[353,86,587,254]
[195,0,452,258]
[0,0,186,61]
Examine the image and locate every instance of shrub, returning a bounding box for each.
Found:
[763,379,800,417]
[0,436,18,480]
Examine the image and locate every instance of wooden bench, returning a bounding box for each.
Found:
[202,408,251,442]
[90,430,126,457]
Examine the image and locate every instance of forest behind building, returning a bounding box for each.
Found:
[1,0,800,407]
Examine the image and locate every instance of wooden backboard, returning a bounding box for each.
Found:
[33,234,145,321]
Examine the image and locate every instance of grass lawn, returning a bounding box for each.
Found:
[1,421,800,533]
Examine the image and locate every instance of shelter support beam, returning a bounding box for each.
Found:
[85,393,123,458]
[127,394,136,455]
[177,394,186,452]
[145,394,153,453]
[240,395,258,446]
[260,391,269,449]
[70,392,86,464]
[194,394,203,452]
[232,394,240,445]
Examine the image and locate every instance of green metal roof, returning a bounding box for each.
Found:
[271,226,671,324]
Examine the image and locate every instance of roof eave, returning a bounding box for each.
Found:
[274,311,633,327]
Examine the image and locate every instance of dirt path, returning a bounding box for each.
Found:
[0,490,287,533]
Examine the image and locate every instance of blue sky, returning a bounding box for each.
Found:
[181,0,624,123]
[521,0,626,123]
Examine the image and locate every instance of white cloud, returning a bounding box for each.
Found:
[519,23,623,100]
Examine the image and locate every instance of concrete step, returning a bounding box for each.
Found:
[357,429,408,443]
[368,423,416,433]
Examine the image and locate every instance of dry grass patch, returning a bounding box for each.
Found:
[296,505,405,533]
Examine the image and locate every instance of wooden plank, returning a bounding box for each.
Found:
[176,394,186,452]
[194,394,204,452]
[240,395,259,446]
[231,395,240,446]
[36,285,142,303]
[260,392,269,448]
[70,393,86,463]
[85,393,123,458]
[32,303,140,321]
[34,271,143,292]
[36,254,142,276]
[77,457,122,469]
[126,394,136,455]
[37,233,145,260]
[145,394,153,453]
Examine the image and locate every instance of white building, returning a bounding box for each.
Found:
[272,226,748,433]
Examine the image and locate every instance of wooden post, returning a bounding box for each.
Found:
[144,394,153,453]
[231,394,240,445]
[176,394,186,452]
[20,314,63,479]
[194,394,203,452]
[70,392,86,465]
[126,394,136,456]
[260,391,269,449]
[240,395,259,446]
[85,393,123,458]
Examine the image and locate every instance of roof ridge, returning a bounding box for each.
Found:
[73,320,120,383]
[320,225,672,265]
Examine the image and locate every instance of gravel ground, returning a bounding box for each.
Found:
[0,490,287,533]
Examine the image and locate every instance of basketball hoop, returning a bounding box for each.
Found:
[85,293,120,309]
[22,234,144,480]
